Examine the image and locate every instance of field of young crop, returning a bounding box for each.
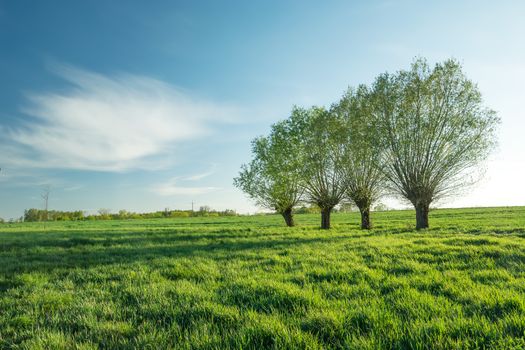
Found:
[1,207,525,349]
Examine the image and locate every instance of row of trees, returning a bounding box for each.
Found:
[23,209,85,222]
[22,207,237,222]
[235,58,499,230]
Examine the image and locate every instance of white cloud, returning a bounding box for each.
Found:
[1,64,237,172]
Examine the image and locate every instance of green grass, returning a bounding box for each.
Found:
[1,207,525,349]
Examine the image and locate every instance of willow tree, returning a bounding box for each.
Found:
[332,85,384,229]
[234,116,303,227]
[293,106,348,229]
[372,58,499,229]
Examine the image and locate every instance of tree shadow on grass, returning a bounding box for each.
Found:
[0,232,356,275]
[0,225,272,251]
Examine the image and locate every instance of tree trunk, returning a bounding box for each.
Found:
[415,203,429,230]
[281,207,295,227]
[359,206,371,230]
[320,207,332,229]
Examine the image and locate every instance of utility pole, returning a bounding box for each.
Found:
[41,185,50,221]
[191,201,194,213]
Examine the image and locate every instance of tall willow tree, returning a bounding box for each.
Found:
[234,114,303,227]
[294,106,348,229]
[372,58,499,229]
[332,85,384,229]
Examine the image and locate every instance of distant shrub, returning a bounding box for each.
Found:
[295,205,320,214]
[373,203,389,212]
[171,211,190,218]
[337,203,355,213]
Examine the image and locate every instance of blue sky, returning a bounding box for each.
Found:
[1,0,524,219]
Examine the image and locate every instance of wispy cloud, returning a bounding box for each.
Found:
[1,64,237,172]
[63,185,84,192]
[0,167,59,188]
[183,164,217,181]
[151,177,220,196]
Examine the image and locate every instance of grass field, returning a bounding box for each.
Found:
[1,207,525,349]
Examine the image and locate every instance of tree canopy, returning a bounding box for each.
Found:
[235,58,499,230]
[234,110,304,226]
[332,85,384,229]
[371,58,499,228]
[294,106,349,229]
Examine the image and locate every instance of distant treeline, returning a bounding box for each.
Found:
[22,207,238,222]
[17,204,386,223]
[294,203,388,214]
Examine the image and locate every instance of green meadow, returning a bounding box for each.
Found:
[1,207,525,349]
